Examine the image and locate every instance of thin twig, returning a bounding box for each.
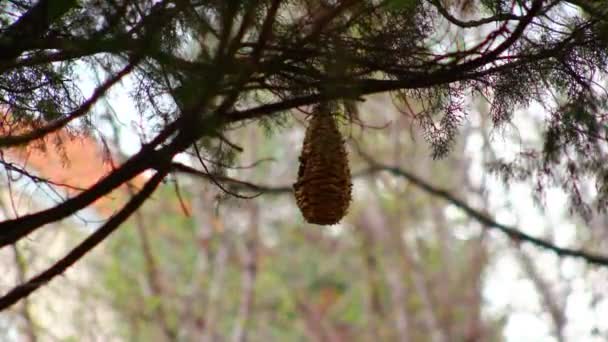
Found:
[192,144,262,199]
[359,155,608,268]
[174,159,608,268]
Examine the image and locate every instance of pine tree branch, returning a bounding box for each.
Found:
[0,118,183,248]
[0,2,182,72]
[0,167,169,311]
[0,0,79,60]
[429,0,523,28]
[0,55,141,147]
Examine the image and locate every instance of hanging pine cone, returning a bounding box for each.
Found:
[293,106,352,225]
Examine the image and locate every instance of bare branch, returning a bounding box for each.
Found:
[360,158,608,268]
[0,167,169,311]
[0,118,182,248]
[174,159,608,268]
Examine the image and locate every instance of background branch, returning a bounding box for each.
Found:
[173,160,608,268]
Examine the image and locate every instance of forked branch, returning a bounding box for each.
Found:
[0,168,169,311]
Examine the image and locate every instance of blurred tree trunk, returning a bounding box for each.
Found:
[231,201,258,342]
[518,249,567,342]
[201,231,229,342]
[189,178,230,342]
[132,207,177,341]
[232,128,260,342]
[359,197,411,342]
[403,236,449,342]
[0,197,38,342]
[11,245,38,342]
[358,226,385,341]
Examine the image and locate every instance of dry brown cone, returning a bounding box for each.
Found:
[293,107,352,225]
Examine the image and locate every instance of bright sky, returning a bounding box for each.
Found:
[466,105,608,341]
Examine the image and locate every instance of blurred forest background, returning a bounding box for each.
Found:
[1,0,608,341]
[1,93,607,342]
